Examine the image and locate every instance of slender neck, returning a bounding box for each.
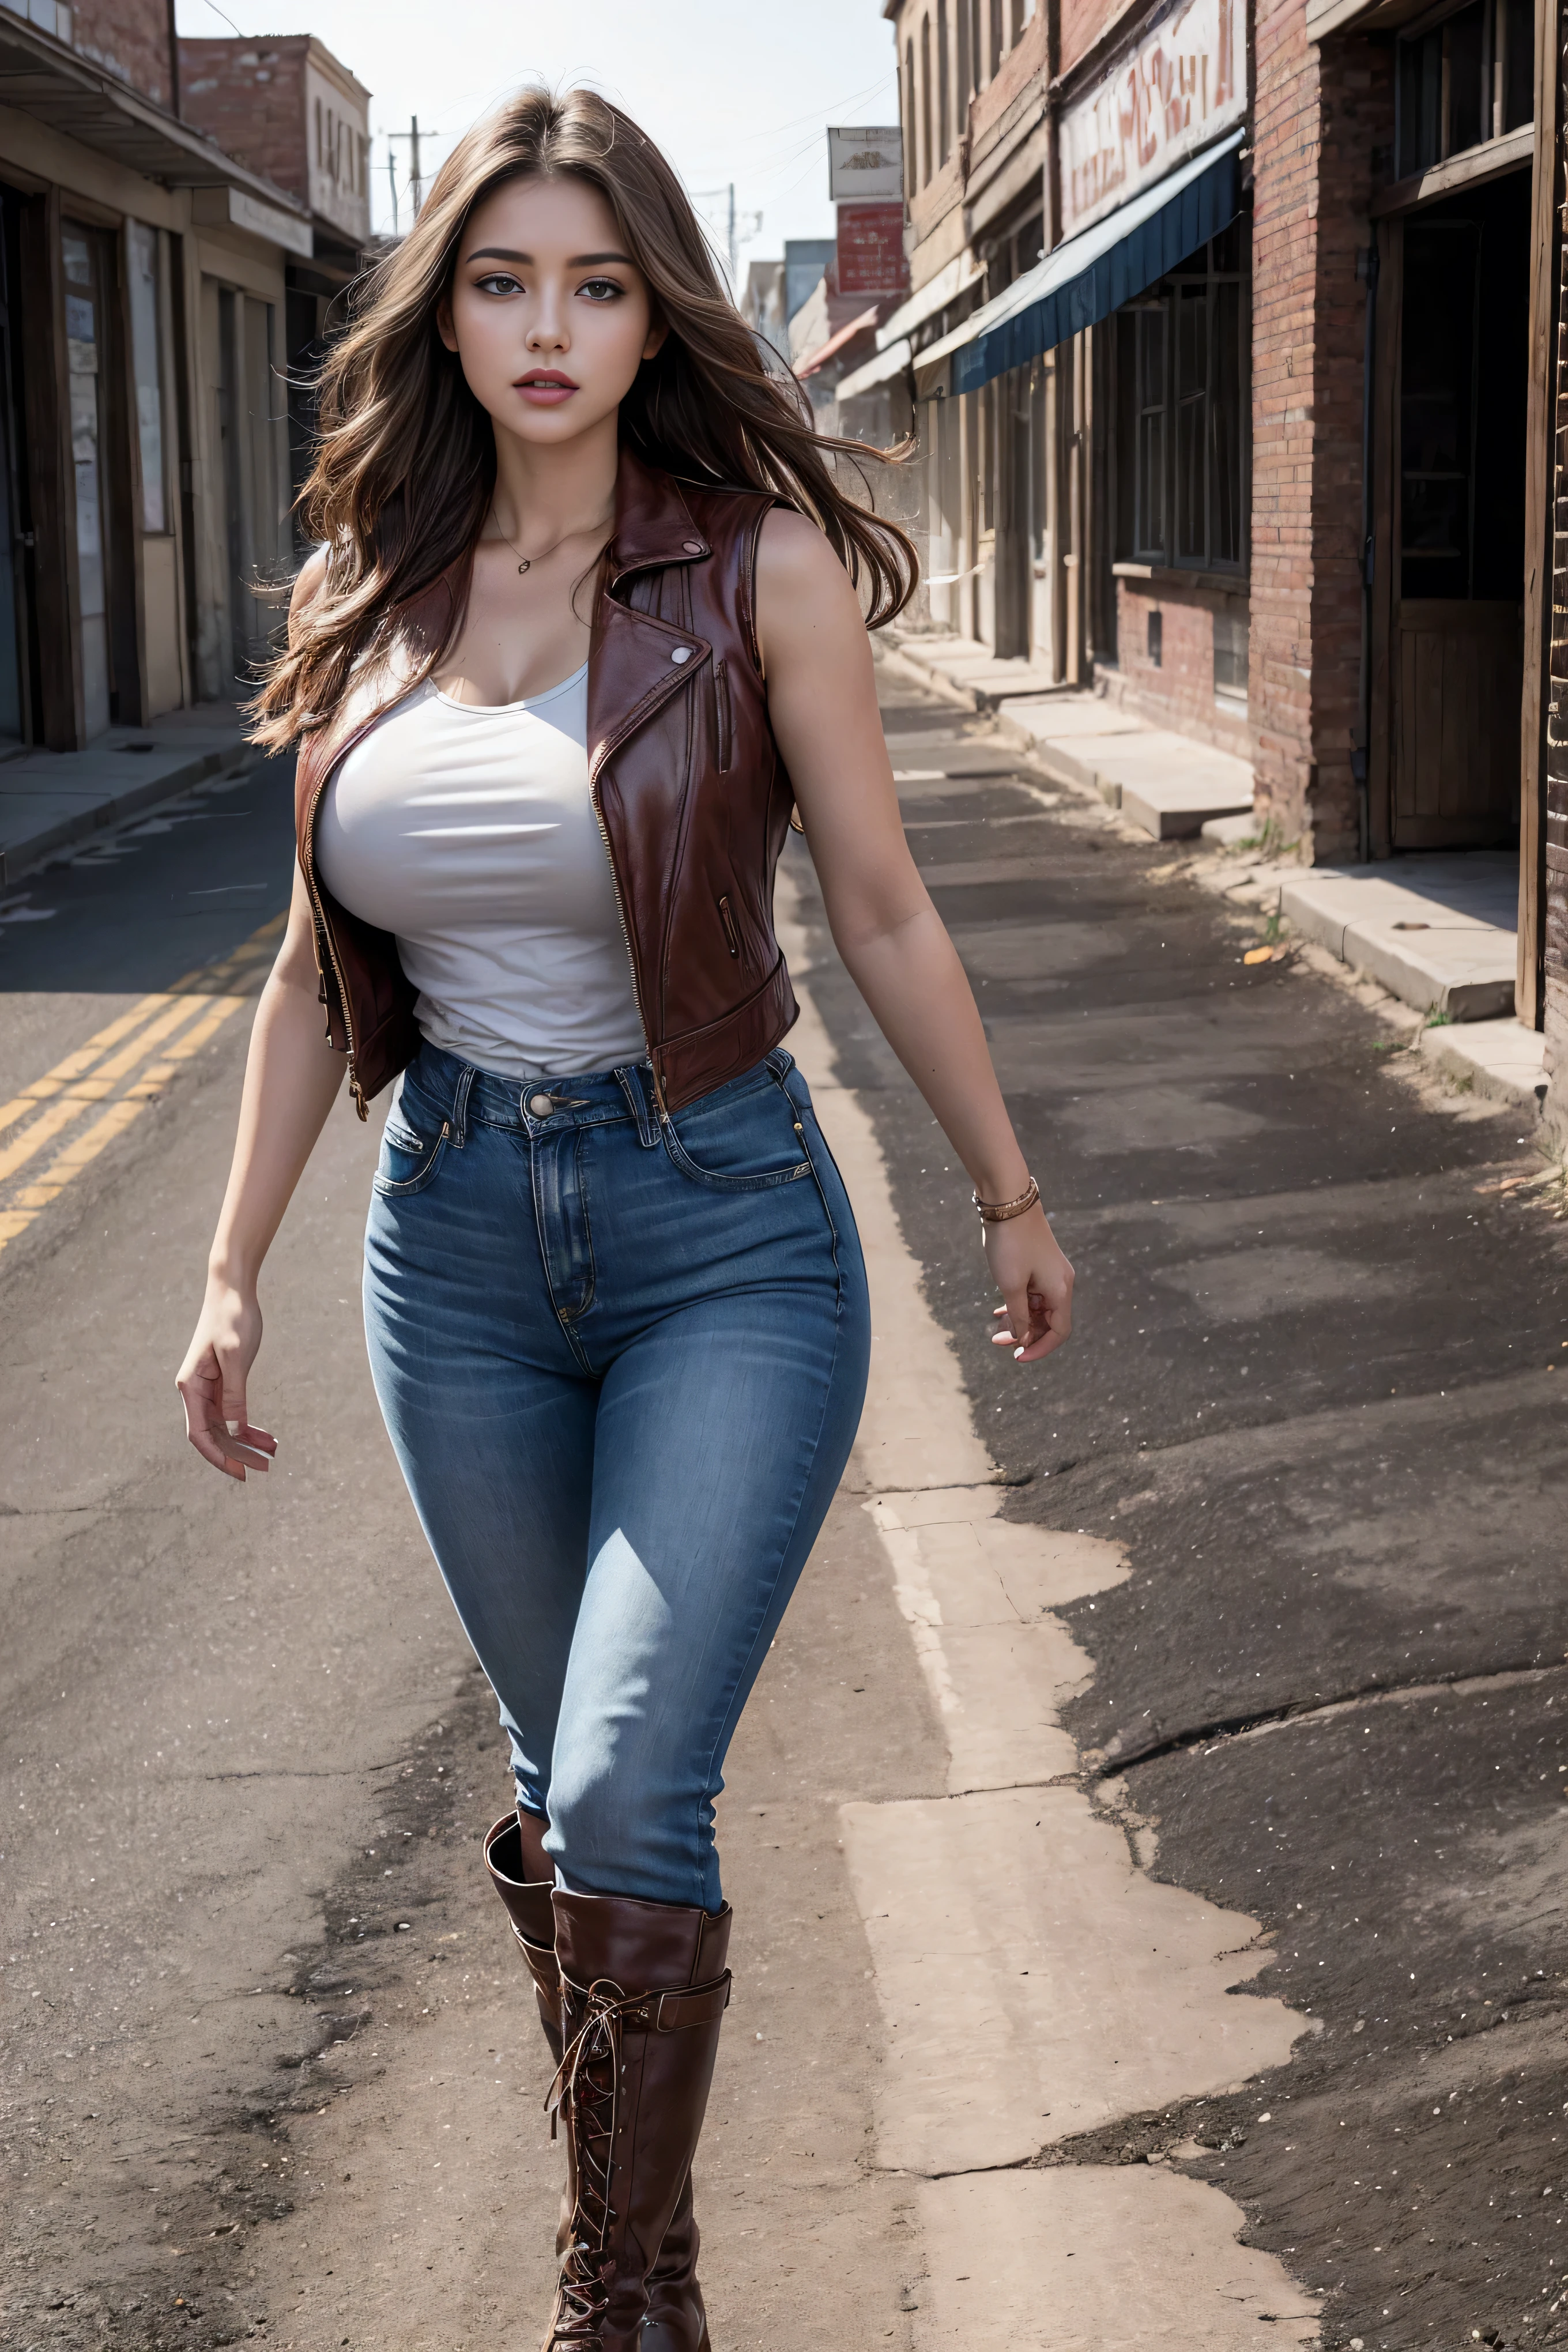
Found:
[488,409,620,548]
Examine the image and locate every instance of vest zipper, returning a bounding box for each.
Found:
[301,731,377,1124]
[718,894,741,959]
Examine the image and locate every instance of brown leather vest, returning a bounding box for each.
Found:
[293,450,800,1118]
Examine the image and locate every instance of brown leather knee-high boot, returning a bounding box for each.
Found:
[543,1887,732,2352]
[483,1816,713,2350]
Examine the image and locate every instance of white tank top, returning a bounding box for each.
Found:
[315,663,646,1080]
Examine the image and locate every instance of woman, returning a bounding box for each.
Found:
[176,87,1072,2352]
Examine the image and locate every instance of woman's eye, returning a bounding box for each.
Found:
[577,277,623,302]
[476,273,522,296]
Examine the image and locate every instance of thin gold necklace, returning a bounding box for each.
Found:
[489,503,613,576]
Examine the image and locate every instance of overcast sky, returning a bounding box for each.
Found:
[174,0,900,274]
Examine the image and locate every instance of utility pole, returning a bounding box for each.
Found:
[693,182,762,293]
[386,142,399,236]
[388,116,431,218]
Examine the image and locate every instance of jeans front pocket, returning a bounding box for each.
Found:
[373,1113,451,1197]
[660,1066,812,1192]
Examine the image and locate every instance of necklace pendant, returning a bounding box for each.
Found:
[517,557,530,575]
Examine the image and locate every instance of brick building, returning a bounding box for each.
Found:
[179,36,372,534]
[858,0,1561,1087]
[0,3,372,748]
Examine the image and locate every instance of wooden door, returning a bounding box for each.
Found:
[1392,600,1522,843]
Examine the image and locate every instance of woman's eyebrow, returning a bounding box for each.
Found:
[462,248,634,267]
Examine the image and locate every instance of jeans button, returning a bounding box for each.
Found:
[527,1091,554,1118]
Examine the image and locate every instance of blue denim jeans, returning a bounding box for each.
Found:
[362,1039,870,1910]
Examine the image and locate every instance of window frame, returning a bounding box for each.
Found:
[1393,0,1533,181]
[1113,223,1250,579]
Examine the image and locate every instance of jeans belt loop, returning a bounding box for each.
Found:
[613,1062,662,1149]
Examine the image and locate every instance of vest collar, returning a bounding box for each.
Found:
[608,447,712,579]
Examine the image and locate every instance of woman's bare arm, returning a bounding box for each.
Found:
[755,510,1073,1363]
[176,553,349,1477]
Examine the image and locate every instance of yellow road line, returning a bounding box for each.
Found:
[164,996,245,1060]
[0,997,220,1182]
[93,990,220,1080]
[0,1097,85,1181]
[13,1096,149,1209]
[0,910,286,1133]
[0,910,287,1257]
[0,997,176,1128]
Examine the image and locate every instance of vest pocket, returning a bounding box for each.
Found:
[713,658,733,771]
[718,894,741,960]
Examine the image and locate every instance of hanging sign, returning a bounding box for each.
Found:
[828,126,905,202]
[835,202,909,294]
[1060,0,1244,239]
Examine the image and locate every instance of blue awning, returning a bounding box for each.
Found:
[915,128,1244,399]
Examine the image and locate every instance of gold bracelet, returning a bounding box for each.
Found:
[972,1175,1041,1223]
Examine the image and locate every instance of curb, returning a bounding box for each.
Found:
[0,738,261,889]
[1418,1019,1550,1115]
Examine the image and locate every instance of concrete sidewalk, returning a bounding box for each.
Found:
[0,702,257,887]
[884,631,1257,840]
[1205,845,1546,1110]
[883,630,1547,1113]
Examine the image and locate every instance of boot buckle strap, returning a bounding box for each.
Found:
[649,1970,732,2033]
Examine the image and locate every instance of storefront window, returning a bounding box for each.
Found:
[1133,307,1167,561]
[1115,222,1249,575]
[1396,0,1532,179]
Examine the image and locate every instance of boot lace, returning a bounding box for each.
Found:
[542,1977,643,2348]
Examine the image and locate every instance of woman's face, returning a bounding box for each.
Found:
[439,174,663,448]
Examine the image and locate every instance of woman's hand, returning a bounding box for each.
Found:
[176,1277,277,1480]
[984,1201,1074,1364]
[173,862,346,1483]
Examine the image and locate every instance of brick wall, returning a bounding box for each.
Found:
[1103,583,1254,762]
[178,37,310,206]
[73,0,172,108]
[1248,1,1392,861]
[971,8,1050,146]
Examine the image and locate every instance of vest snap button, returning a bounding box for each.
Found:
[683,540,703,553]
[526,1092,554,1118]
[670,645,692,664]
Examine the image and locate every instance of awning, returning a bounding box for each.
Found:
[796,304,879,380]
[834,336,911,402]
[873,249,985,350]
[0,8,313,223]
[914,129,1244,400]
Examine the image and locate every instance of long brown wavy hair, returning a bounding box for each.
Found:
[251,85,918,748]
